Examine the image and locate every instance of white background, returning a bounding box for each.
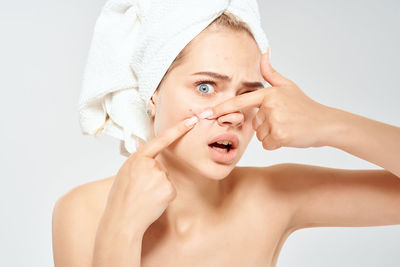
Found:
[0,0,399,266]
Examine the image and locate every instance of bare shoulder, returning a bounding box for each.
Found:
[230,163,311,231]
[233,162,338,204]
[234,163,400,231]
[54,175,116,217]
[230,163,300,196]
[52,175,116,266]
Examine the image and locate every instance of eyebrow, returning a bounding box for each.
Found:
[192,71,264,89]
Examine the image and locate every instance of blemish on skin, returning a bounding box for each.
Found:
[189,108,196,118]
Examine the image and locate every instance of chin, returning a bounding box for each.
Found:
[181,162,236,181]
[174,145,240,180]
[194,161,237,180]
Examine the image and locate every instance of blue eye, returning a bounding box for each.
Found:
[198,83,214,94]
[194,80,216,96]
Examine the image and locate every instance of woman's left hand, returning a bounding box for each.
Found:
[202,50,341,150]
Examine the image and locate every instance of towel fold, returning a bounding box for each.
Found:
[78,0,270,156]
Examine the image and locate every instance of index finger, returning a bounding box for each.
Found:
[206,88,267,119]
[137,115,199,158]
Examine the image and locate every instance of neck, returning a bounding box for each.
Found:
[154,149,225,237]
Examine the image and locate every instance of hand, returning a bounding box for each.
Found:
[203,50,336,150]
[102,115,199,233]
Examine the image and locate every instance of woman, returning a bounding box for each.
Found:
[52,8,400,267]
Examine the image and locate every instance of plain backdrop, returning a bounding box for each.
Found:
[1,0,399,266]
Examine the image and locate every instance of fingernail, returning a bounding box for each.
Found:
[198,109,213,119]
[185,116,198,127]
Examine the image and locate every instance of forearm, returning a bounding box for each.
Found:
[324,107,400,178]
[91,214,145,267]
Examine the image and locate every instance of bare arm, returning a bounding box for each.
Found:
[52,117,197,266]
[324,107,400,178]
[206,51,400,177]
[267,163,400,229]
[91,208,145,267]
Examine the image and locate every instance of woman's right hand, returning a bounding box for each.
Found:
[101,115,199,234]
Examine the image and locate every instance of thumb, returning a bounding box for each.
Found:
[260,48,292,87]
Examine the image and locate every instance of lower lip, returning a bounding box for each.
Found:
[208,145,237,164]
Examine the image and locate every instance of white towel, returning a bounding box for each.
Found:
[78,0,270,157]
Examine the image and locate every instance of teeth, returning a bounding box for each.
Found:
[216,140,232,146]
[212,146,228,152]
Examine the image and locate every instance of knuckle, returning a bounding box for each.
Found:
[256,127,267,141]
[270,128,280,140]
[168,182,176,195]
[262,138,279,150]
[252,119,258,130]
[262,139,271,150]
[269,112,281,124]
[256,129,262,140]
[271,127,286,142]
[164,182,176,199]
[256,131,263,141]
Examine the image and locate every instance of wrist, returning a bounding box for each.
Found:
[97,210,146,244]
[315,105,353,148]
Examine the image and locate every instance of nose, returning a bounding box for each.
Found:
[216,111,244,128]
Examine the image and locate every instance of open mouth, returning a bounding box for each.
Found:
[208,132,239,164]
[207,141,238,163]
[207,133,239,163]
[207,133,239,152]
[208,141,234,153]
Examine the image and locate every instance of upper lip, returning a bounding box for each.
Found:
[208,133,239,149]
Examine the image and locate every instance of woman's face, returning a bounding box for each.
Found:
[151,27,264,180]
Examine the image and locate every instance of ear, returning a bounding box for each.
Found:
[147,89,159,117]
[147,96,156,110]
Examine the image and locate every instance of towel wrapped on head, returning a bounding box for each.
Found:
[78,0,270,157]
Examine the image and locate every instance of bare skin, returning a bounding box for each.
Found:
[54,165,299,267]
[52,24,400,267]
[52,163,400,266]
[140,166,296,267]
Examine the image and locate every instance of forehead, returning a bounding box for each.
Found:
[175,27,262,81]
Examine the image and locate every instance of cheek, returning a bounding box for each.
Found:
[187,105,209,116]
[156,102,206,134]
[168,105,206,122]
